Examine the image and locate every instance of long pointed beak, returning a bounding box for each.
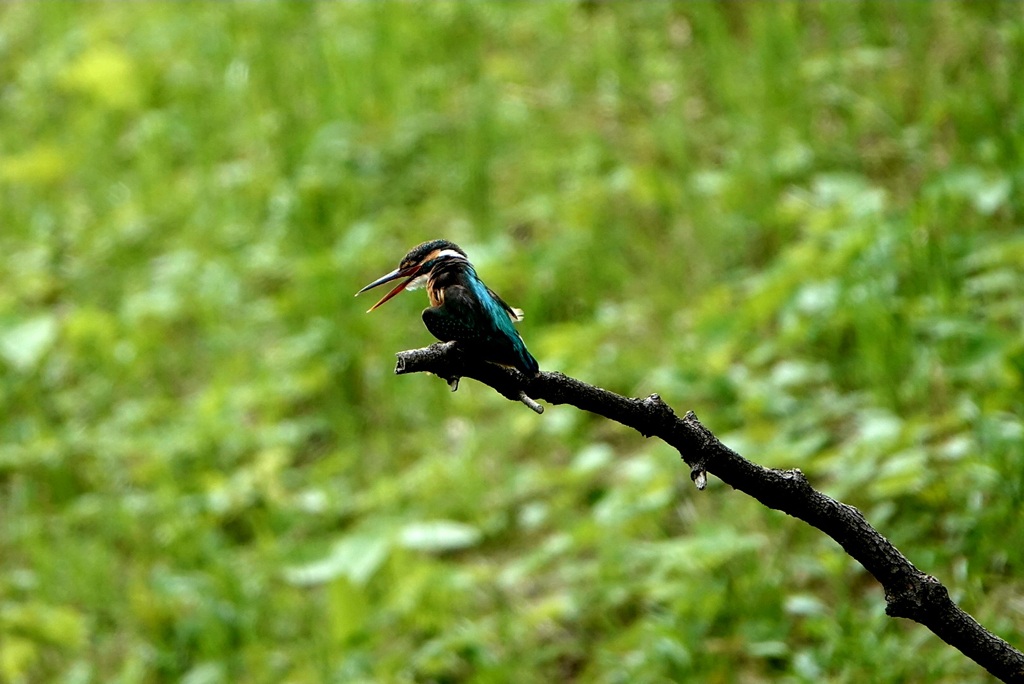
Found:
[355,265,422,312]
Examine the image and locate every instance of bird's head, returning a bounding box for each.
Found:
[355,239,468,312]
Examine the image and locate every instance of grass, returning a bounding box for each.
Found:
[1,2,1023,682]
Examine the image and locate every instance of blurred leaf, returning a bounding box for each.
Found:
[398,520,482,553]
[284,532,391,587]
[571,442,614,473]
[931,167,1012,216]
[785,594,827,617]
[181,662,227,684]
[0,315,58,371]
[59,44,142,110]
[0,635,37,683]
[0,145,68,185]
[0,601,88,649]
[872,448,929,498]
[328,577,370,645]
[747,640,789,658]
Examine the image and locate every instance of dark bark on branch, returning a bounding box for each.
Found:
[395,342,1024,683]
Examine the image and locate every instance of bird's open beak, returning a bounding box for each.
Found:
[355,265,423,312]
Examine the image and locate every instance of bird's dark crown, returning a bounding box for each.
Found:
[399,239,467,270]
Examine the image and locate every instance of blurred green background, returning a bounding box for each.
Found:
[2,2,1023,682]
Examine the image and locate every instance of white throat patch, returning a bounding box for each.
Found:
[405,274,429,290]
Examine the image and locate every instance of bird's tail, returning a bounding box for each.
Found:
[511,335,539,375]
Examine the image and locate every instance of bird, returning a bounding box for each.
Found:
[356,239,539,376]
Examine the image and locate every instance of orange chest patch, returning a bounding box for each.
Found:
[427,281,444,308]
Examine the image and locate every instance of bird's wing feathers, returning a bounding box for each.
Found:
[447,285,483,325]
[424,278,538,375]
[486,287,524,322]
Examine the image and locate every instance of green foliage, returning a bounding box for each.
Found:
[2,2,1023,682]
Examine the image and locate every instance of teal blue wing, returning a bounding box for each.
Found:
[423,279,538,374]
[468,278,538,374]
[486,286,524,322]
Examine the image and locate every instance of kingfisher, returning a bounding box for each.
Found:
[356,239,539,376]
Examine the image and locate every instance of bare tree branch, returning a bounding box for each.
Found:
[395,341,1024,683]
